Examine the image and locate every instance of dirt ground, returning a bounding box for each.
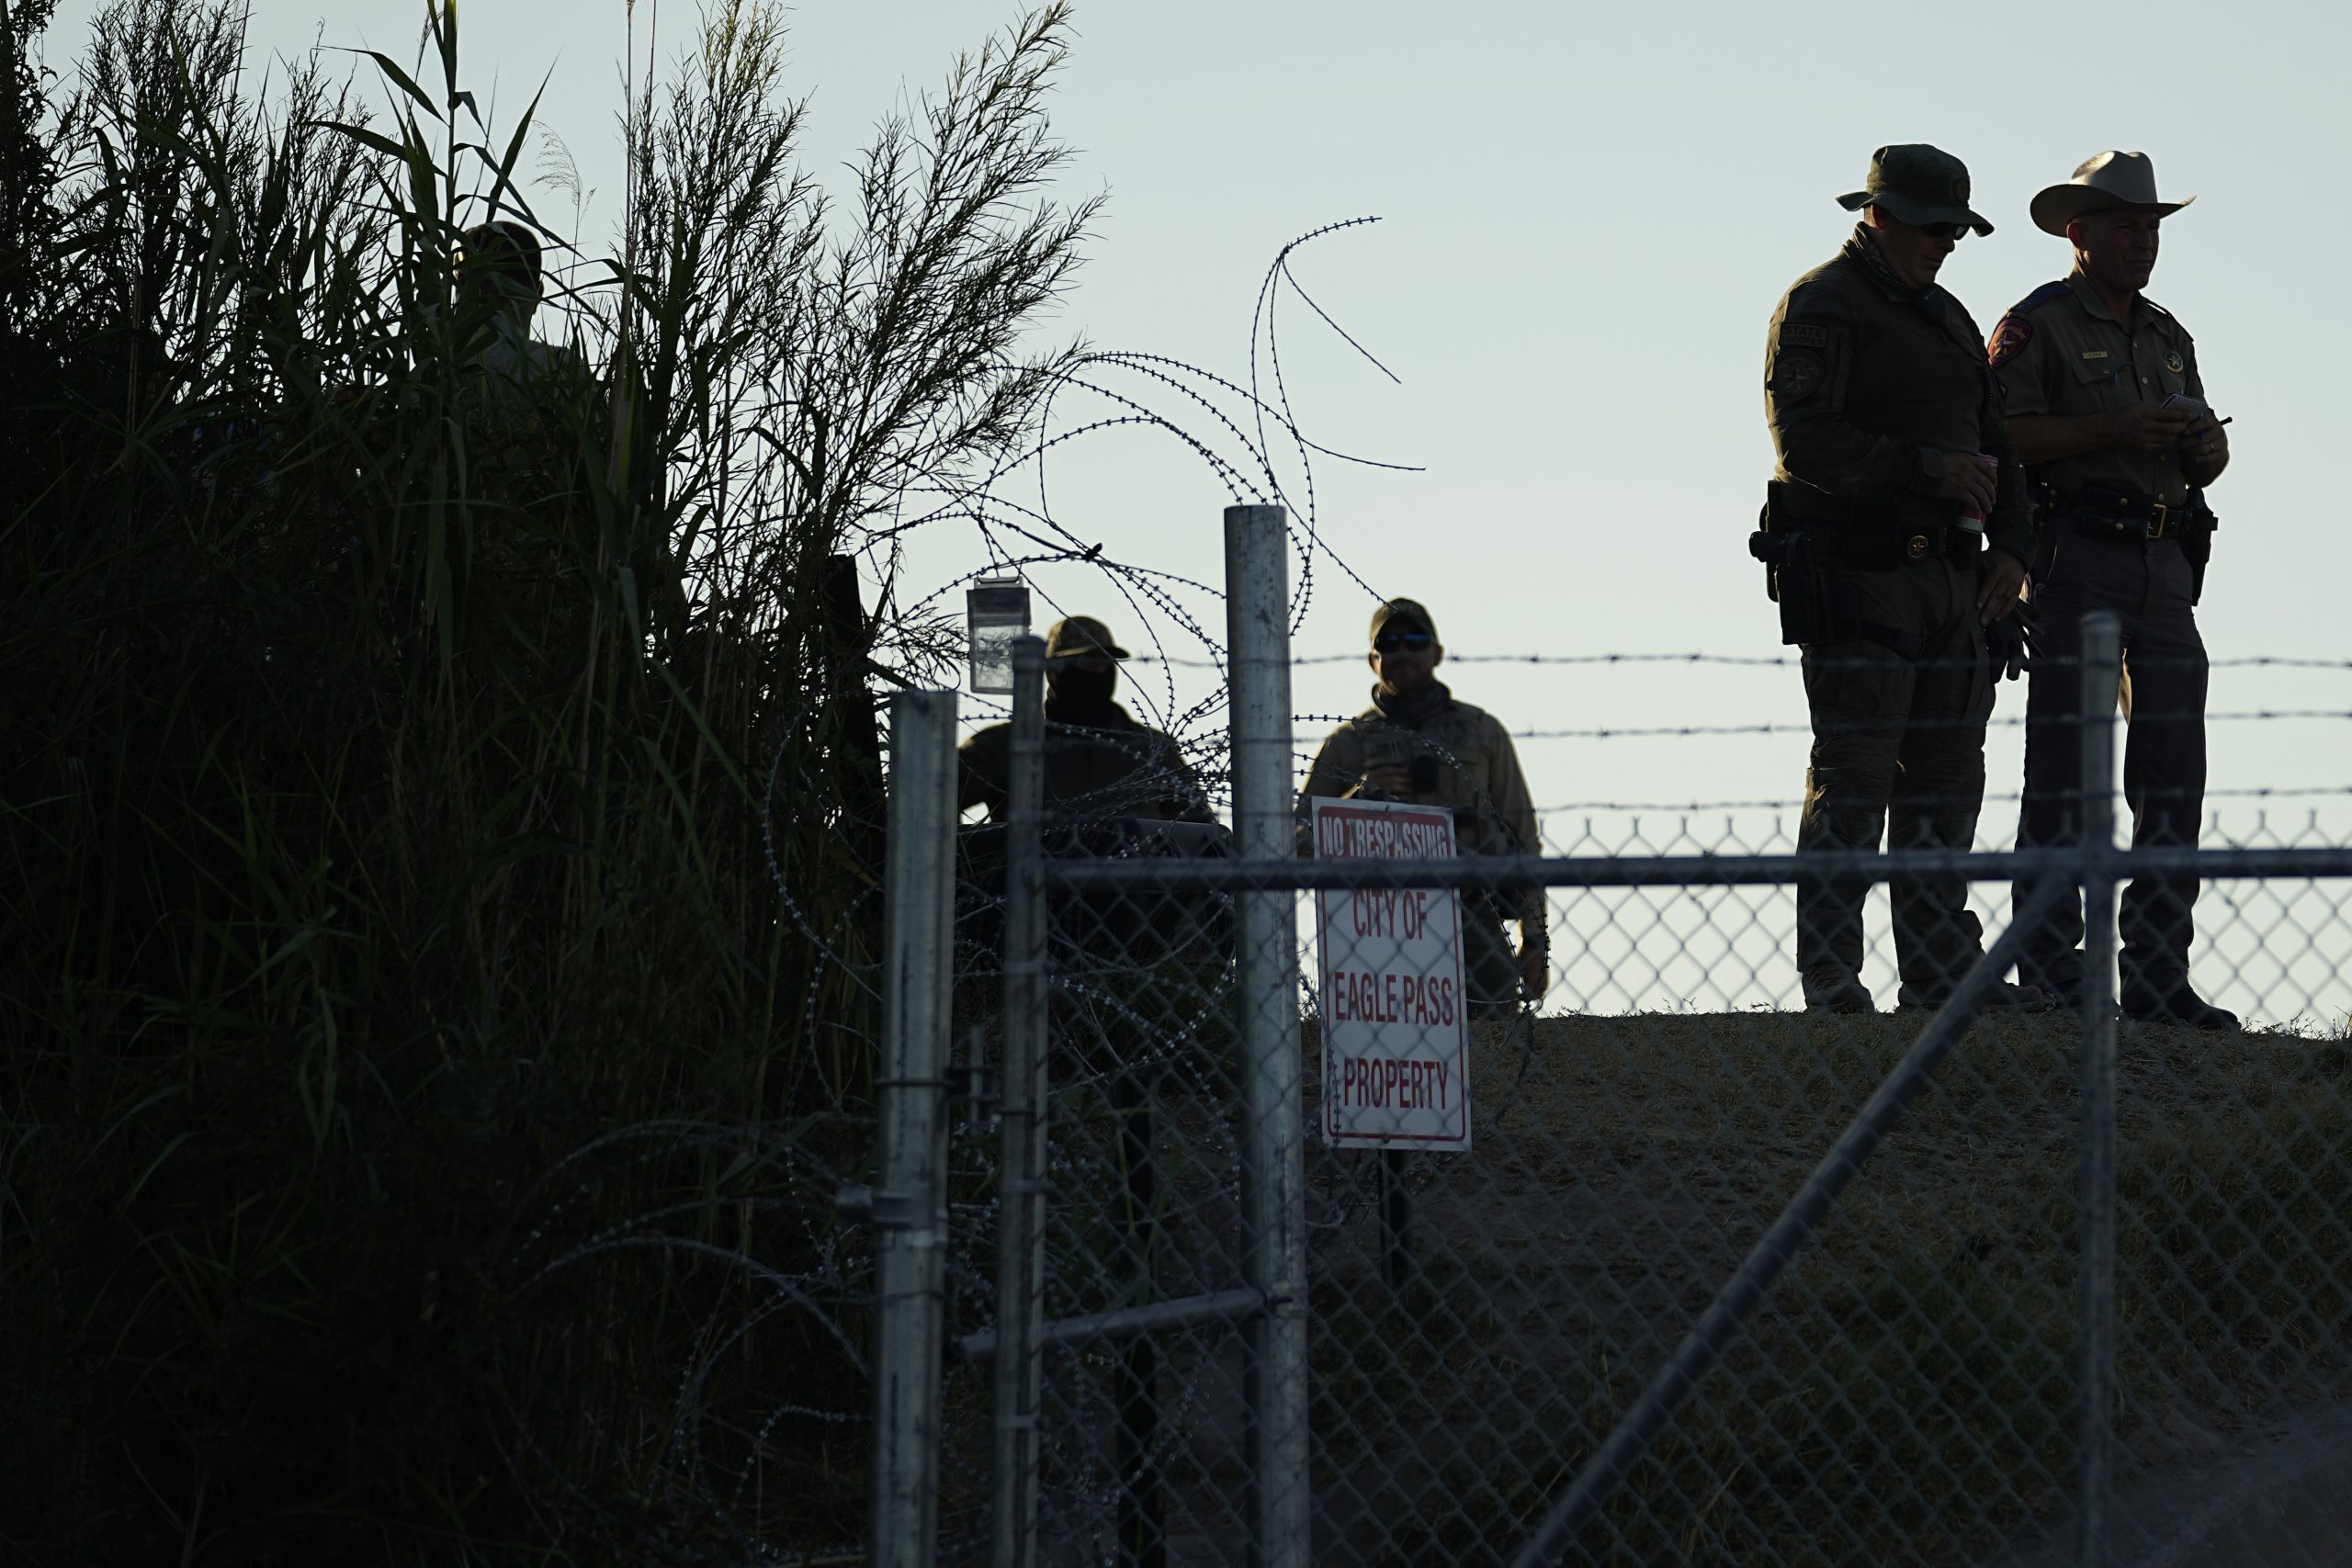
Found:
[947,1007,2352,1565]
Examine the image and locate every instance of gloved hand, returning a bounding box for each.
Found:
[1986,602,2041,682]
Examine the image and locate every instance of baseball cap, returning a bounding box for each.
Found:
[1043,615,1129,660]
[1368,598,1438,645]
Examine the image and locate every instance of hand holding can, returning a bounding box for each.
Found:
[1957,452,1997,529]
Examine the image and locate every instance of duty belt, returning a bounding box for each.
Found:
[2059,485,2183,541]
[1801,519,1979,567]
[1762,481,1979,570]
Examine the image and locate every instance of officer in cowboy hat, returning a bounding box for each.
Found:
[956,615,1213,823]
[1758,144,2046,1016]
[1988,152,2237,1031]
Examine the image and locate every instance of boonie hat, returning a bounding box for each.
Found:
[1044,615,1128,660]
[1368,598,1438,646]
[1836,144,1995,237]
[2030,151,2193,238]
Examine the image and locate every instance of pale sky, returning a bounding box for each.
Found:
[41,0,2352,1018]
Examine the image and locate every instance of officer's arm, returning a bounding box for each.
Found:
[1976,370,2034,565]
[956,731,1004,817]
[1992,310,2109,467]
[1294,728,1359,852]
[2178,334,2229,487]
[2005,414,2118,465]
[1767,282,1944,499]
[1163,738,1218,824]
[1485,721,1548,950]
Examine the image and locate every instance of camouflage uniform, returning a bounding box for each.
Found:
[1762,146,2035,1010]
[957,618,1219,1090]
[1298,604,1544,1020]
[956,615,1213,826]
[957,705,1211,825]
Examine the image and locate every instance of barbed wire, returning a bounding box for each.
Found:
[757,215,2352,1568]
[1126,650,2352,671]
[1248,216,1404,628]
[1282,710,2352,742]
[1516,786,2352,815]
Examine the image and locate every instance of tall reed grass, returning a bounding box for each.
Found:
[1,0,1091,1557]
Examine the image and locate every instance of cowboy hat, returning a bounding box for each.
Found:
[2030,151,2194,238]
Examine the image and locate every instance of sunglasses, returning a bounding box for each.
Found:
[1913,221,1968,242]
[1373,631,1433,654]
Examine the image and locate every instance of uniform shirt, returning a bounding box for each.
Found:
[1763,227,2032,562]
[957,700,1212,824]
[1295,684,1546,944]
[1988,271,2204,508]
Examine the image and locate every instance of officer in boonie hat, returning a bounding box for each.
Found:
[1758,143,2048,1019]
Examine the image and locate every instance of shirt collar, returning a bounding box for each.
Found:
[1844,225,1931,302]
[2065,266,2145,328]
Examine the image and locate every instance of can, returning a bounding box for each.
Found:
[1957,452,1997,530]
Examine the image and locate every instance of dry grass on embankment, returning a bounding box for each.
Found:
[1297,1010,2352,1566]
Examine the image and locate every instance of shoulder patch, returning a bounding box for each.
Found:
[1781,321,1827,348]
[2008,279,2073,316]
[1988,316,2034,368]
[1770,349,1826,402]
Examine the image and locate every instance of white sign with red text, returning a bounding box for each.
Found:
[1311,795,1471,1151]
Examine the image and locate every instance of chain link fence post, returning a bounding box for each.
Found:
[2076,610,2122,1568]
[1224,502,1309,1568]
[990,637,1049,1568]
[868,690,957,1568]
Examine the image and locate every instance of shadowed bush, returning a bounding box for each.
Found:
[0,0,1091,1559]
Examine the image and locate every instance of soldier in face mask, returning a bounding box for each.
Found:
[956,616,1214,824]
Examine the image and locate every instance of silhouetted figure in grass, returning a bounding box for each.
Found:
[457,219,578,390]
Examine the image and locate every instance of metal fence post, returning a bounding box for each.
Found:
[2076,610,2122,1568]
[869,690,958,1568]
[990,637,1049,1568]
[1224,503,1309,1568]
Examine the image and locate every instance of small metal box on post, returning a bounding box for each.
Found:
[867,690,958,1568]
[967,576,1032,694]
[1224,502,1310,1568]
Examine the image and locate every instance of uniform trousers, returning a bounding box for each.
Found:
[1796,554,1996,1007]
[2011,533,2208,1000]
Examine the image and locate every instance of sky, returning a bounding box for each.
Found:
[39,0,2352,1018]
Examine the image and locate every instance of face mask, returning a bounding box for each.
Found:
[1053,667,1116,705]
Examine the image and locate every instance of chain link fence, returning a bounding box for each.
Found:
[845,507,2352,1568]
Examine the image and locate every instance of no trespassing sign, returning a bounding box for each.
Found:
[1310,796,1471,1152]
